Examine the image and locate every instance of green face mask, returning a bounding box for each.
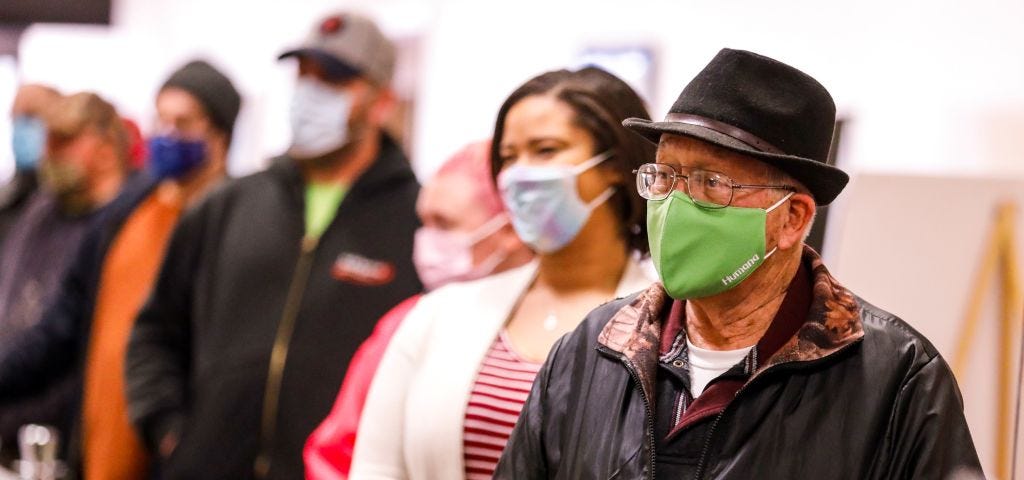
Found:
[647,190,793,299]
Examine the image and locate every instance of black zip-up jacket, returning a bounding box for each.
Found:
[126,136,422,480]
[496,248,983,479]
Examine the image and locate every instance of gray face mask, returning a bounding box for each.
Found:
[288,77,352,159]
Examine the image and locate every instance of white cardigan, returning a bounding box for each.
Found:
[349,259,655,480]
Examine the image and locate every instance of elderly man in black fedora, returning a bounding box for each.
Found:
[494,49,982,479]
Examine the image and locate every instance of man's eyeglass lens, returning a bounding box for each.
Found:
[635,163,734,208]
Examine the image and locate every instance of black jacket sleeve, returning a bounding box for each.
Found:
[125,203,205,454]
[494,335,567,480]
[874,354,984,479]
[0,223,101,401]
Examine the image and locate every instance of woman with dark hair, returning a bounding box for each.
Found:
[349,67,657,480]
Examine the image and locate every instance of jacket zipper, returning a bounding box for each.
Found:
[692,409,726,480]
[691,340,862,479]
[673,392,685,426]
[619,357,657,480]
[254,235,320,478]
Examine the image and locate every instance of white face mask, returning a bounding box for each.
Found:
[413,214,510,291]
[289,77,352,159]
[497,151,615,254]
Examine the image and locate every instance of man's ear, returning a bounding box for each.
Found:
[368,87,397,127]
[777,192,816,250]
[205,129,229,169]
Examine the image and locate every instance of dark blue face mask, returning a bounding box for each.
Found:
[147,135,207,179]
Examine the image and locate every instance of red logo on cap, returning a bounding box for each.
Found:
[320,16,344,35]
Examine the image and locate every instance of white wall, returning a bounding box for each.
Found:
[417,0,1024,179]
[3,0,434,177]
[0,55,17,180]
[5,0,1024,180]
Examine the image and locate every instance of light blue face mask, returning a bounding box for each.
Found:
[288,77,352,159]
[497,151,615,254]
[11,116,46,171]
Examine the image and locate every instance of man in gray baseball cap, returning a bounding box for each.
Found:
[278,12,395,88]
[124,11,422,480]
[278,12,398,161]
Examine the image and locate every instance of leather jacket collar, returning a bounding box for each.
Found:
[597,245,865,402]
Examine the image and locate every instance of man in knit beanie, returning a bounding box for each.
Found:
[159,60,241,143]
[0,59,241,479]
[150,59,240,180]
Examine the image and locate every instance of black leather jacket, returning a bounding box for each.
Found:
[496,248,983,479]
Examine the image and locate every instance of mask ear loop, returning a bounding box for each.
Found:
[572,149,617,211]
[469,243,512,279]
[585,187,617,211]
[763,191,796,259]
[464,214,514,279]
[571,150,614,174]
[766,191,795,213]
[467,213,510,245]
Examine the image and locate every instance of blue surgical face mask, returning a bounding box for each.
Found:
[289,77,352,159]
[11,116,46,171]
[497,150,615,254]
[147,135,207,180]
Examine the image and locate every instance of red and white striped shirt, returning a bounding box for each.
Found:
[463,330,543,480]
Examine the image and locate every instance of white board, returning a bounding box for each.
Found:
[826,172,1024,479]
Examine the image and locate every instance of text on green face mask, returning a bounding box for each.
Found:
[722,253,761,286]
[646,190,770,299]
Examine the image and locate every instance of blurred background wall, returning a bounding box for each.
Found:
[3,0,1024,180]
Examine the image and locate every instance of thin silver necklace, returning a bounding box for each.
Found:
[543,310,558,331]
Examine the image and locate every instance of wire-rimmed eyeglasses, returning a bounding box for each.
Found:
[634,163,795,208]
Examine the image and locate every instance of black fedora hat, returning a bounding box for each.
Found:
[624,48,848,205]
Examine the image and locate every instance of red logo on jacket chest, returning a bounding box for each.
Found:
[331,252,395,286]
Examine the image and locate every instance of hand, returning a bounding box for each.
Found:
[158,431,179,459]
